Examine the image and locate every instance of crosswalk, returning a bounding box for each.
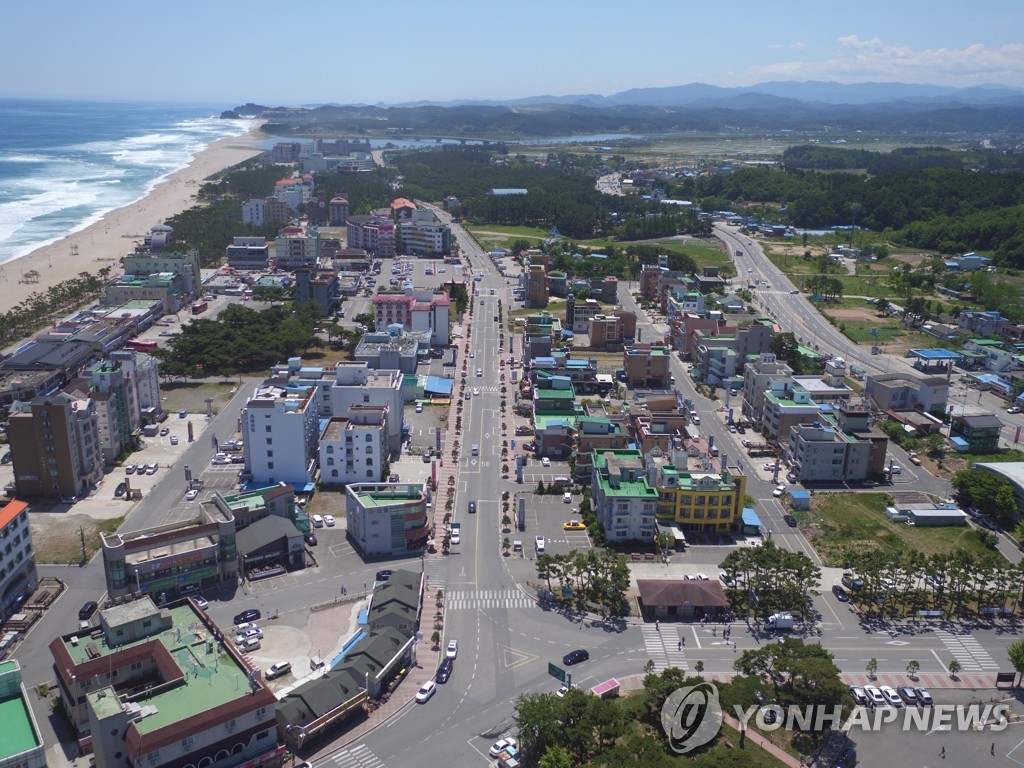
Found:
[446,589,537,611]
[641,625,689,672]
[935,630,999,672]
[327,744,383,768]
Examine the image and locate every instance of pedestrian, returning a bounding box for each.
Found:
[733,642,737,652]
[940,746,945,758]
[678,639,682,651]
[712,627,717,637]
[992,743,996,756]
[655,620,660,632]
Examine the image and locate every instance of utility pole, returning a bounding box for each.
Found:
[79,526,87,564]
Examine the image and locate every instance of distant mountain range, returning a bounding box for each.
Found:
[222,81,1024,136]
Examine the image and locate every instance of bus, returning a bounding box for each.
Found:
[125,339,158,353]
[191,300,209,315]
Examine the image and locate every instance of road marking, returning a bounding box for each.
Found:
[498,643,538,670]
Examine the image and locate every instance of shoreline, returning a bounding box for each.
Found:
[0,125,265,312]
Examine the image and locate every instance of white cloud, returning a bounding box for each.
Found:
[790,42,807,52]
[749,35,1024,86]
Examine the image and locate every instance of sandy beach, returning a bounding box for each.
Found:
[0,125,265,310]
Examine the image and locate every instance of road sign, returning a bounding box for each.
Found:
[548,662,566,683]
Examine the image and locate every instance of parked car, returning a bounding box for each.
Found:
[265,662,292,680]
[185,489,199,501]
[389,474,399,483]
[446,640,458,659]
[324,514,335,527]
[235,627,263,644]
[563,521,585,531]
[375,569,393,582]
[783,514,797,527]
[311,514,324,528]
[879,686,902,707]
[562,492,572,503]
[541,457,551,467]
[125,463,137,475]
[115,482,127,497]
[436,658,453,684]
[832,585,850,602]
[915,687,934,706]
[239,637,261,652]
[1008,406,1021,414]
[864,686,886,706]
[233,609,261,625]
[193,596,208,611]
[468,501,477,513]
[562,649,589,666]
[897,685,919,705]
[78,601,99,621]
[489,738,518,758]
[170,436,178,445]
[849,686,869,706]
[415,680,437,703]
[305,534,318,546]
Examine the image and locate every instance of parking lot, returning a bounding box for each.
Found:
[519,495,593,559]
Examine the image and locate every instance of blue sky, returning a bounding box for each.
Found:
[5,1,1024,106]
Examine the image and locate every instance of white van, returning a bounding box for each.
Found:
[471,444,479,456]
[535,536,545,554]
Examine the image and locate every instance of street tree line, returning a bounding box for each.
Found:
[535,549,631,617]
[719,541,822,620]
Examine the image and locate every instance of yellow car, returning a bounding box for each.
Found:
[563,521,586,531]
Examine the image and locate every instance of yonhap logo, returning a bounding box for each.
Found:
[661,682,723,754]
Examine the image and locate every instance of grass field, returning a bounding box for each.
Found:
[800,493,997,567]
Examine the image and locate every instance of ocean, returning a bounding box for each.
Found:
[0,99,252,267]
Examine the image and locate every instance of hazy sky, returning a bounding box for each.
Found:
[5,1,1024,106]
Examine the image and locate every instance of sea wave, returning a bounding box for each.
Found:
[0,109,255,267]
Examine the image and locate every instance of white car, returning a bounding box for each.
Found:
[864,686,887,706]
[212,453,231,465]
[1008,406,1021,414]
[324,514,335,527]
[541,457,551,467]
[763,463,775,472]
[476,368,483,377]
[235,622,258,634]
[239,637,261,652]
[235,627,263,644]
[489,738,519,757]
[446,640,459,659]
[879,685,902,707]
[193,596,208,610]
[415,680,436,703]
[473,387,480,396]
[185,489,199,501]
[562,492,572,503]
[469,351,475,358]
[450,529,461,545]
[311,514,324,528]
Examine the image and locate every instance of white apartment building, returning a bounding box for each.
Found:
[242,198,267,227]
[226,236,270,270]
[373,290,451,346]
[319,405,388,486]
[0,501,38,623]
[399,210,451,256]
[330,363,404,455]
[242,383,321,489]
[274,231,318,269]
[742,353,794,422]
[120,248,202,299]
[110,349,161,417]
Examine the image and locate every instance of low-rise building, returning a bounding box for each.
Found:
[373,289,451,347]
[761,383,822,441]
[354,331,422,374]
[574,417,629,481]
[104,272,186,313]
[294,266,341,315]
[100,502,239,600]
[865,373,949,417]
[786,407,888,483]
[345,483,430,558]
[742,353,794,423]
[347,215,396,257]
[591,450,659,541]
[0,660,46,768]
[51,597,281,768]
[647,450,746,538]
[950,413,1003,453]
[623,344,671,388]
[225,236,270,270]
[120,236,201,299]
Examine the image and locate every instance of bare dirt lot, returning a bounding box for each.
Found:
[31,513,124,564]
[823,307,879,322]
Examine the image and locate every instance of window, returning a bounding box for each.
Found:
[331,470,338,478]
[265,426,272,433]
[326,445,334,454]
[327,458,334,466]
[365,433,372,442]
[268,462,274,469]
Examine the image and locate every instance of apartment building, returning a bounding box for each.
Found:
[330,363,405,455]
[786,406,888,483]
[8,392,102,499]
[742,353,794,423]
[692,319,774,384]
[225,236,270,270]
[294,266,341,315]
[372,289,450,346]
[565,295,603,333]
[120,240,201,299]
[0,501,38,623]
[274,228,318,269]
[274,174,314,209]
[760,382,822,441]
[347,215,396,257]
[241,197,289,228]
[328,196,350,226]
[100,502,239,600]
[345,483,430,557]
[319,406,388,486]
[574,418,629,481]
[104,273,187,314]
[242,384,321,488]
[399,210,451,256]
[51,598,281,768]
[109,349,162,420]
[647,450,746,536]
[591,450,659,541]
[623,344,671,388]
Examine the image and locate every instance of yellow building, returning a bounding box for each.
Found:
[649,454,746,536]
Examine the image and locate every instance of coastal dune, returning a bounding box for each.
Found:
[0,129,265,312]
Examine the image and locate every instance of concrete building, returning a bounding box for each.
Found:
[950,413,1003,453]
[294,266,341,315]
[274,174,314,210]
[0,501,37,623]
[786,406,888,483]
[104,273,187,314]
[0,660,45,768]
[623,344,671,388]
[865,373,949,417]
[274,227,318,269]
[210,483,297,532]
[524,263,549,308]
[75,359,142,464]
[330,364,404,455]
[590,450,660,542]
[328,196,350,226]
[8,392,102,500]
[589,276,619,303]
[225,236,270,270]
[100,502,239,600]
[345,483,430,558]
[399,210,451,256]
[565,295,603,333]
[242,197,289,228]
[51,598,281,768]
[742,353,794,423]
[647,450,747,538]
[575,417,629,481]
[109,349,162,422]
[120,240,201,300]
[242,384,320,489]
[347,215,396,257]
[692,319,775,385]
[353,331,421,374]
[761,382,822,441]
[319,406,388,486]
[372,289,450,346]
[958,310,1008,337]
